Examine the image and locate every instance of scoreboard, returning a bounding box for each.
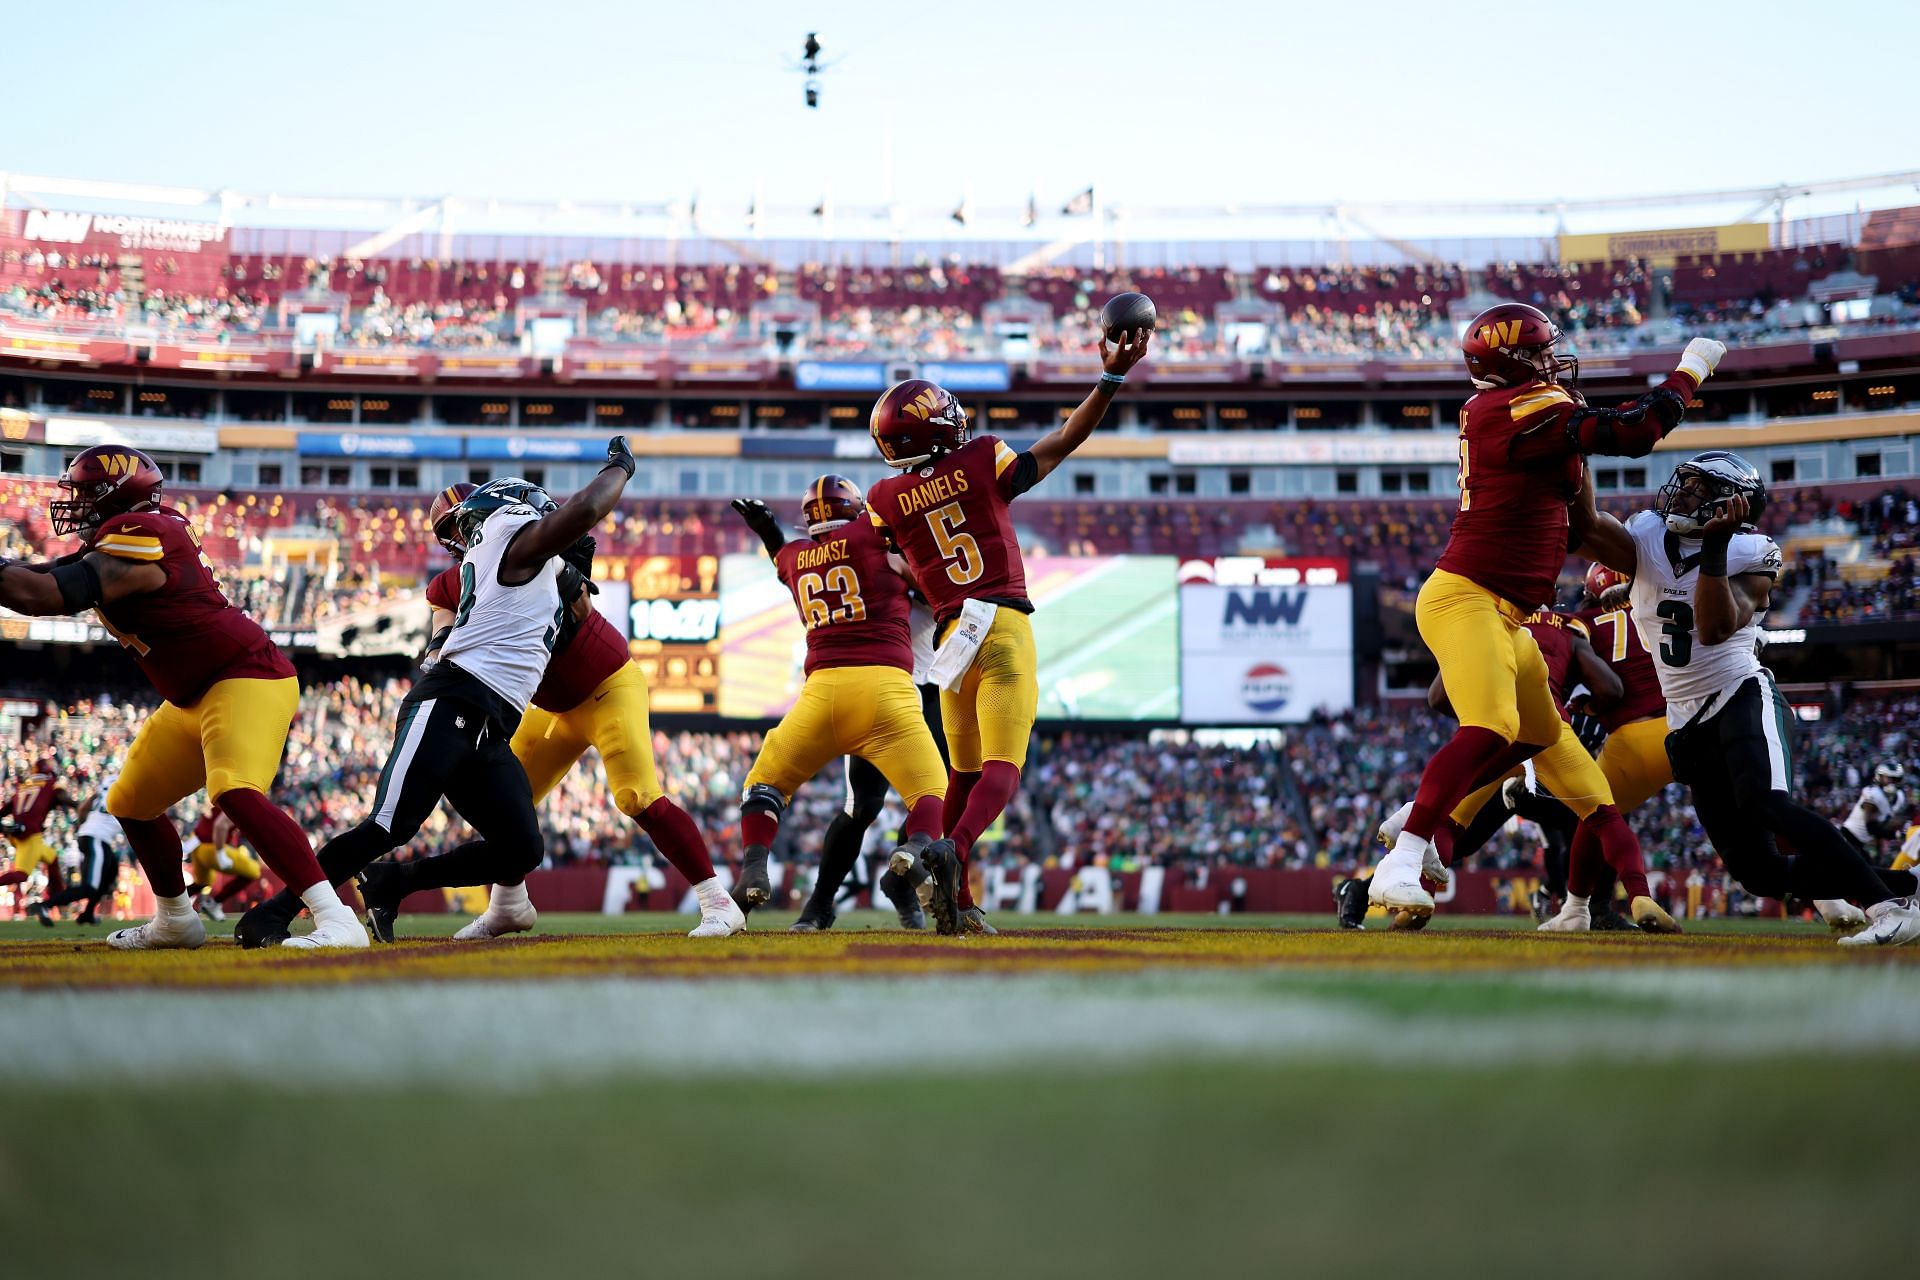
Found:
[623,555,721,713]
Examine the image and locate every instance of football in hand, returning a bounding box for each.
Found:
[1100,292,1157,342]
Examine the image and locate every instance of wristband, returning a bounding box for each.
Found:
[1098,372,1125,387]
[1699,536,1730,577]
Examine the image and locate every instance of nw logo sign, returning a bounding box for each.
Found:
[1222,590,1307,627]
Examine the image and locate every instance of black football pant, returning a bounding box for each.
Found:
[39,835,119,920]
[1668,674,1914,906]
[804,683,944,916]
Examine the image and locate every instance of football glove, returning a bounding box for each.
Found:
[731,498,779,536]
[605,435,637,479]
[561,535,599,592]
[1675,337,1726,385]
[1570,711,1609,756]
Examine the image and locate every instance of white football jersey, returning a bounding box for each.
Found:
[76,771,122,842]
[1845,785,1906,843]
[1624,510,1782,728]
[438,505,564,712]
[908,599,937,685]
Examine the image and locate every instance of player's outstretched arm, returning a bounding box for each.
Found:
[730,498,787,558]
[1512,338,1726,464]
[1692,495,1770,645]
[0,552,163,617]
[503,437,635,577]
[1569,466,1637,575]
[1028,329,1151,482]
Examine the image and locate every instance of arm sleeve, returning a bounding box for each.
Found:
[991,438,1040,501]
[1508,372,1699,464]
[752,522,787,558]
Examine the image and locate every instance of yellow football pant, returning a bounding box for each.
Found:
[1450,718,1673,828]
[189,841,262,888]
[7,833,58,875]
[108,677,300,821]
[512,662,663,817]
[1417,569,1563,746]
[938,608,1039,772]
[746,666,946,806]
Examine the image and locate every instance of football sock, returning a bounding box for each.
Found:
[299,880,348,919]
[1432,820,1462,869]
[117,815,187,898]
[0,870,26,889]
[217,788,325,895]
[805,814,866,916]
[691,876,733,915]
[1405,726,1511,841]
[155,890,196,923]
[740,811,779,853]
[637,797,716,885]
[903,794,944,842]
[489,882,531,915]
[1580,805,1651,901]
[943,768,981,838]
[950,762,1020,911]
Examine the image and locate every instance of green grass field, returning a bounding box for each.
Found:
[3,913,1914,1278]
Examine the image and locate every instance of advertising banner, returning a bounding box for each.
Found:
[1179,561,1354,723]
[297,432,463,459]
[464,435,596,461]
[1557,222,1771,266]
[919,361,1011,392]
[44,418,219,454]
[794,361,888,391]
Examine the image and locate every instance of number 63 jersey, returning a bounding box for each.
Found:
[774,517,913,675]
[1624,509,1783,728]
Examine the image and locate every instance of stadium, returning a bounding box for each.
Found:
[4,6,1919,1276]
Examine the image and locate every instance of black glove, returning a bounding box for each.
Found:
[605,435,636,479]
[561,535,598,592]
[1570,711,1608,756]
[732,498,786,555]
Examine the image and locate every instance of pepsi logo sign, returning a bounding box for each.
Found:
[1241,663,1291,713]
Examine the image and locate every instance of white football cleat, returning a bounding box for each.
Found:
[1836,897,1920,948]
[281,905,370,950]
[1367,847,1434,920]
[688,896,747,938]
[452,901,538,941]
[1421,844,1450,891]
[194,894,226,922]
[107,912,207,951]
[1376,801,1413,851]
[1814,899,1868,932]
[1539,899,1592,933]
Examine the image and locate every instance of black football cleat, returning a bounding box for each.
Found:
[878,868,926,930]
[1333,877,1369,930]
[736,845,772,914]
[28,901,54,928]
[355,867,400,944]
[1529,888,1559,925]
[788,906,835,933]
[235,891,301,949]
[1592,907,1639,932]
[959,906,998,936]
[917,838,964,936]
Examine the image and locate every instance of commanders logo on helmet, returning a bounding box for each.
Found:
[801,474,865,535]
[429,482,479,557]
[1460,302,1577,390]
[452,477,557,545]
[50,445,165,537]
[870,379,968,468]
[1583,562,1630,607]
[1657,450,1767,535]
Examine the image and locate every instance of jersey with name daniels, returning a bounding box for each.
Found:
[867,434,1037,624]
[774,517,913,675]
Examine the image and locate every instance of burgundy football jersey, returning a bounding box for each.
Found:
[1521,611,1579,712]
[426,564,628,713]
[775,517,912,675]
[90,507,293,706]
[1573,604,1667,732]
[866,434,1029,624]
[8,774,67,836]
[1436,383,1586,609]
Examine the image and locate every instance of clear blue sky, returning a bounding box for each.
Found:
[6,0,1913,213]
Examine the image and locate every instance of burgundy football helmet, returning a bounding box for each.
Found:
[1460,303,1576,390]
[50,445,164,537]
[1584,562,1630,606]
[429,482,479,556]
[801,474,866,534]
[869,379,968,468]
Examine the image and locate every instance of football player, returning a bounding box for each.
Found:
[730,477,954,928]
[237,443,640,946]
[865,324,1151,933]
[0,446,365,949]
[1573,450,1920,945]
[1841,762,1908,862]
[0,757,71,894]
[29,767,124,926]
[1370,303,1725,924]
[182,805,260,922]
[419,483,743,940]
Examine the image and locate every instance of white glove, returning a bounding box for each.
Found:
[1675,337,1726,384]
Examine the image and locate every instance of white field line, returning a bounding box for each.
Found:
[2,968,1917,1091]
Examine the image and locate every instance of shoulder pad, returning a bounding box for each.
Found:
[93,512,170,562]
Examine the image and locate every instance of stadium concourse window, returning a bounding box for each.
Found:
[300,465,352,487]
[519,398,587,426]
[227,389,289,422]
[825,403,867,430]
[1763,385,1838,419]
[259,464,283,488]
[1135,403,1207,431]
[595,399,652,430]
[438,396,513,427]
[1380,469,1433,494]
[1592,466,1650,493]
[1073,473,1097,495]
[293,393,356,424]
[676,402,743,429]
[357,395,422,426]
[1690,386,1742,424]
[1856,452,1882,478]
[1335,469,1359,494]
[1294,402,1360,430]
[368,466,421,490]
[1216,403,1285,431]
[132,386,210,419]
[1381,401,1436,431]
[0,451,22,473]
[53,384,124,414]
[1229,471,1251,495]
[752,402,817,430]
[1771,458,1796,485]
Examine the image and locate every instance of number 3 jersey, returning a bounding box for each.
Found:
[866,433,1040,625]
[1624,509,1782,728]
[775,517,913,675]
[89,507,294,705]
[437,504,564,713]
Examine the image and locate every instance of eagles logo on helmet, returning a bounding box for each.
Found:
[429,482,479,557]
[869,379,969,468]
[451,477,558,545]
[1657,450,1767,535]
[1583,562,1630,606]
[801,474,865,535]
[49,445,165,537]
[1460,302,1578,391]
